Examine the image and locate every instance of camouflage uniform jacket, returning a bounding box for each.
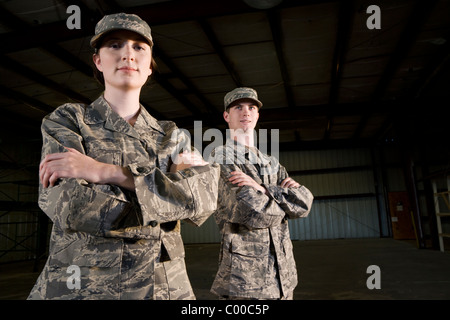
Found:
[28,95,219,299]
[210,139,313,299]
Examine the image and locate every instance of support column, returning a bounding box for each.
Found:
[394,115,426,248]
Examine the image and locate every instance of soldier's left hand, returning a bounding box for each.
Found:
[170,151,209,172]
[280,177,300,188]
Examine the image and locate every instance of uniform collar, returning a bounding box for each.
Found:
[84,95,165,137]
[224,137,271,166]
[134,105,165,136]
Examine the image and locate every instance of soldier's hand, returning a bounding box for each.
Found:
[170,151,209,173]
[40,147,104,188]
[280,177,300,188]
[229,171,267,194]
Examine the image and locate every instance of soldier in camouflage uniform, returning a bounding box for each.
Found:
[28,13,219,300]
[210,87,314,300]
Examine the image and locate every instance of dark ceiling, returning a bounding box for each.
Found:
[0,0,449,152]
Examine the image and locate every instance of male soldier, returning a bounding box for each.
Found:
[210,87,314,300]
[28,13,219,300]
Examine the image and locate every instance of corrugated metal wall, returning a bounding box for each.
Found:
[280,149,380,240]
[288,198,380,240]
[181,147,385,243]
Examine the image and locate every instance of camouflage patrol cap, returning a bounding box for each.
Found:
[90,13,153,48]
[224,87,263,110]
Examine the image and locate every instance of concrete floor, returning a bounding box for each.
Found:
[1,238,450,300]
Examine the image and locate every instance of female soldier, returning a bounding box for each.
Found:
[28,13,219,300]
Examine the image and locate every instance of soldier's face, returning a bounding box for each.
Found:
[93,30,152,91]
[223,99,260,132]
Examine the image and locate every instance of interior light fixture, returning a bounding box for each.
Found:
[242,0,283,10]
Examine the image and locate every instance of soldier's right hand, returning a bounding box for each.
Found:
[39,147,135,191]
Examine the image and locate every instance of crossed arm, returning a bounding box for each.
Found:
[228,170,300,193]
[39,147,208,190]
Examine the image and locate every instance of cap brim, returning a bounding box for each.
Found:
[90,28,153,48]
[225,98,263,110]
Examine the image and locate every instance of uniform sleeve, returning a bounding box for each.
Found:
[38,104,131,236]
[128,127,220,227]
[262,165,314,219]
[212,148,313,230]
[210,144,286,230]
[217,164,287,229]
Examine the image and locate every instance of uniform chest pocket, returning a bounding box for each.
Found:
[91,149,122,166]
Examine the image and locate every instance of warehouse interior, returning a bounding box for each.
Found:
[0,0,449,300]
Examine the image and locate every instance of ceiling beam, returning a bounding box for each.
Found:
[329,0,354,105]
[153,46,219,124]
[0,6,91,106]
[0,2,211,119]
[0,55,91,105]
[267,9,295,108]
[0,0,250,55]
[325,0,355,141]
[415,52,450,98]
[151,72,207,119]
[0,85,54,114]
[42,44,93,78]
[410,29,450,98]
[172,100,393,129]
[198,18,242,87]
[279,138,376,151]
[0,0,343,55]
[0,10,97,55]
[173,95,446,130]
[354,0,439,140]
[371,1,438,100]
